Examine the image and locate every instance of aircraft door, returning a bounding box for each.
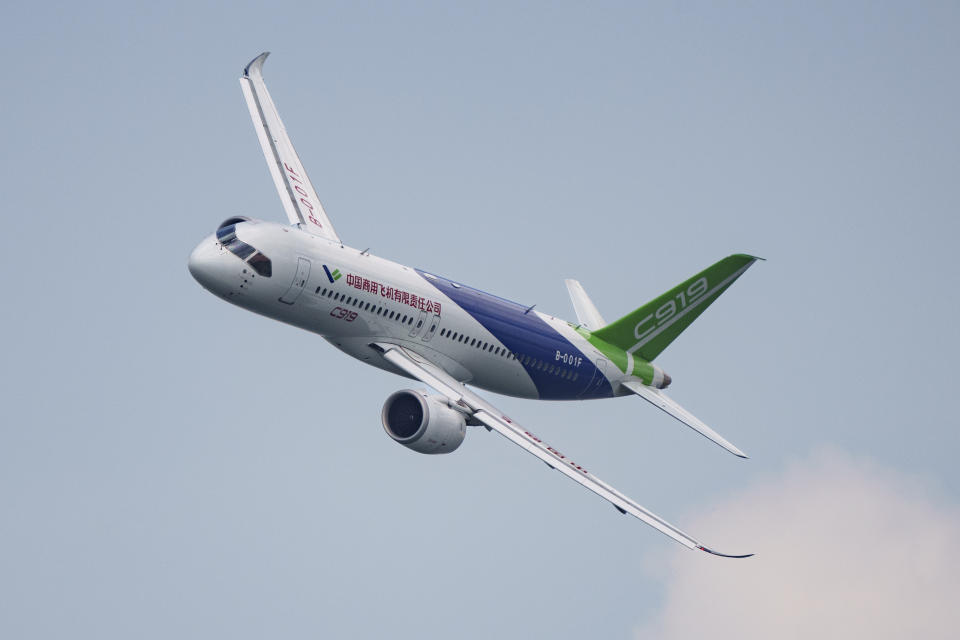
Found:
[279,257,311,305]
[420,313,441,342]
[408,309,427,338]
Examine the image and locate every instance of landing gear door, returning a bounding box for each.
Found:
[421,314,441,342]
[408,309,427,338]
[279,257,311,305]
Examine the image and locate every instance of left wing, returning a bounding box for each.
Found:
[240,52,340,242]
[371,342,752,557]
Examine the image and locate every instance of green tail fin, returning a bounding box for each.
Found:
[591,254,759,362]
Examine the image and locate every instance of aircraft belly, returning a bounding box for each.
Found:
[460,351,539,399]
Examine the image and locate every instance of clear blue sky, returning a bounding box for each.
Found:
[2,2,958,638]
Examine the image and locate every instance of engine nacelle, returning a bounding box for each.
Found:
[381,390,466,454]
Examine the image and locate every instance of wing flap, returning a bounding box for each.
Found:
[239,52,340,242]
[374,342,751,557]
[622,379,748,458]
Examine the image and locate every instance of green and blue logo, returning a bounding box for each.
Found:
[323,265,342,283]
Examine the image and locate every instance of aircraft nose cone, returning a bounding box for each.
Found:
[188,235,233,293]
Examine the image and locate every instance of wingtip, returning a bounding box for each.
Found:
[714,438,748,459]
[697,545,754,559]
[243,51,271,78]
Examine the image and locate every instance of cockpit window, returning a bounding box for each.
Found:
[215,223,272,277]
[231,242,256,260]
[247,252,272,277]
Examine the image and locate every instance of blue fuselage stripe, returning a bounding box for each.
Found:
[416,269,613,400]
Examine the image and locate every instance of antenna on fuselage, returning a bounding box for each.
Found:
[524,303,537,315]
[360,248,370,256]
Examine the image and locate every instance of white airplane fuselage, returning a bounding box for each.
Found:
[189,218,623,401]
[183,52,763,556]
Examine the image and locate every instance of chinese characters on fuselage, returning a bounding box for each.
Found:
[345,274,442,315]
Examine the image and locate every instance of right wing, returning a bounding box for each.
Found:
[371,342,752,558]
[622,379,748,458]
[239,52,340,242]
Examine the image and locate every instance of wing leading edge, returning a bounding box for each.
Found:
[240,52,340,242]
[371,342,752,557]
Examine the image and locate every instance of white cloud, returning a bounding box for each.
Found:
[636,450,960,640]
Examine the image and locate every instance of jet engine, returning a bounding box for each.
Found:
[381,390,466,454]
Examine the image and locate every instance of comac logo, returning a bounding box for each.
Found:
[323,265,342,283]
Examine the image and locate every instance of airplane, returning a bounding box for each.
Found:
[188,52,761,557]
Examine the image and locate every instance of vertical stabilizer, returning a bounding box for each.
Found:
[591,254,760,362]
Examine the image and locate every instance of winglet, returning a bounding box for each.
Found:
[698,545,754,559]
[243,51,270,77]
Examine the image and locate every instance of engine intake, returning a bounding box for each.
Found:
[382,390,466,454]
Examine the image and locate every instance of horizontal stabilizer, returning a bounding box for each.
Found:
[621,380,747,458]
[564,279,606,329]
